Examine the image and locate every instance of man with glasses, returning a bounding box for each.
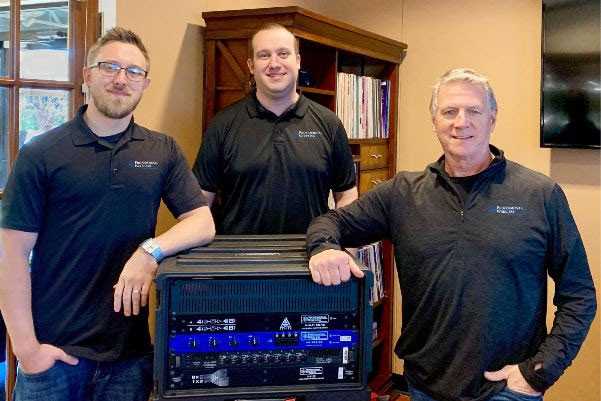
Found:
[306,69,596,401]
[0,28,215,401]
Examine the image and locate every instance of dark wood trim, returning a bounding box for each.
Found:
[6,337,16,400]
[9,0,18,79]
[0,79,76,89]
[8,0,20,178]
[203,6,406,48]
[202,6,407,63]
[71,0,84,111]
[6,76,16,180]
[215,40,247,88]
[0,1,68,12]
[15,80,75,89]
[349,138,389,145]
[216,86,244,91]
[388,65,399,180]
[298,86,335,96]
[203,39,216,131]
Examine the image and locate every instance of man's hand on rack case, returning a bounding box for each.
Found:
[308,249,364,286]
[113,248,158,316]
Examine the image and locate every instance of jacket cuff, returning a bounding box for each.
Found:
[518,359,550,393]
[308,242,341,258]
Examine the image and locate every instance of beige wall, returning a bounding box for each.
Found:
[117,1,599,400]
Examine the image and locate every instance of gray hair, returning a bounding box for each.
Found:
[429,68,497,117]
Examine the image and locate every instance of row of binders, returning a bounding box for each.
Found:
[357,241,385,304]
[336,72,391,139]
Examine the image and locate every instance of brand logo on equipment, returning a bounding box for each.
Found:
[129,160,159,169]
[297,130,321,139]
[487,205,525,215]
[279,317,293,330]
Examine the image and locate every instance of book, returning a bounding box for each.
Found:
[336,72,390,139]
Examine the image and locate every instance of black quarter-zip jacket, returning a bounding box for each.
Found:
[307,146,596,401]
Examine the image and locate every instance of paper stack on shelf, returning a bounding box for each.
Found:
[336,72,391,139]
[357,241,385,304]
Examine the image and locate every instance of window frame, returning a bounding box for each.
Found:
[0,0,99,196]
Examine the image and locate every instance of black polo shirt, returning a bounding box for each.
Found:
[193,93,356,234]
[1,106,206,361]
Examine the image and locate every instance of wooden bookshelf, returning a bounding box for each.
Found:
[201,6,407,395]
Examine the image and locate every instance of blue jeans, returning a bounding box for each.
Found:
[13,355,152,401]
[409,385,543,401]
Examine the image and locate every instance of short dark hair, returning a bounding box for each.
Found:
[87,27,150,72]
[250,23,299,55]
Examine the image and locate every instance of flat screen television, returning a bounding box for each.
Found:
[541,0,600,149]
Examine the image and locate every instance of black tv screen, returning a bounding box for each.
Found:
[541,0,600,149]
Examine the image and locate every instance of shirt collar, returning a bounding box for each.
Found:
[246,91,309,119]
[429,145,506,178]
[72,104,141,146]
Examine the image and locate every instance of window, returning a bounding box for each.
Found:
[0,0,98,191]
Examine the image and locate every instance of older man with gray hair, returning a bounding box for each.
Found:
[306,68,596,401]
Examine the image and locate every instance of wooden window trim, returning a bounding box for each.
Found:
[0,0,98,198]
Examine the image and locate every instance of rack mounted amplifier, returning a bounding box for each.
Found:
[153,235,372,401]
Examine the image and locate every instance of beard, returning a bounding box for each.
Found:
[90,88,143,119]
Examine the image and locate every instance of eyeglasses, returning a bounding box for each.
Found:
[88,61,148,82]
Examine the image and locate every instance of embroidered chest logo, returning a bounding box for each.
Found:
[487,205,526,215]
[129,160,159,169]
[297,130,322,139]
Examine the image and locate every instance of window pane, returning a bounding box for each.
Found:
[19,88,69,147]
[0,87,7,189]
[20,0,70,81]
[0,1,10,77]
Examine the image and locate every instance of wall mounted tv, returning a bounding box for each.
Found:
[541,0,600,149]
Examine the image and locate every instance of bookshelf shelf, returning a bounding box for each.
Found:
[201,6,407,395]
[298,86,336,96]
[349,138,389,145]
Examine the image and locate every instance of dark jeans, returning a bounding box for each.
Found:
[409,385,543,401]
[13,355,153,401]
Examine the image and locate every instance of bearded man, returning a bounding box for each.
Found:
[0,27,215,401]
